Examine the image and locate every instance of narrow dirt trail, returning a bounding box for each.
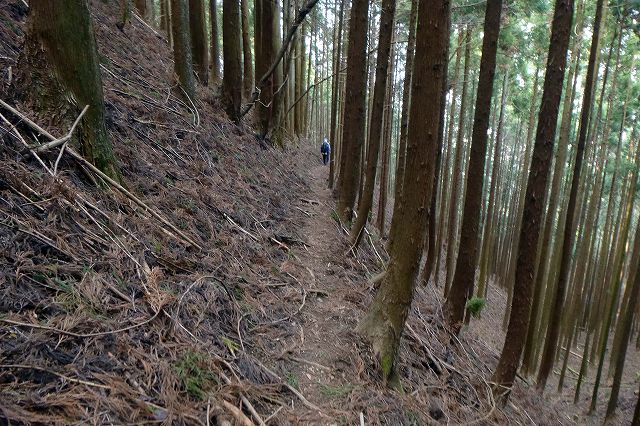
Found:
[277,160,373,423]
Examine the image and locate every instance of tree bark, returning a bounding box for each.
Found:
[391,0,417,204]
[350,0,396,246]
[444,0,503,332]
[210,0,221,81]
[171,0,196,101]
[189,0,209,84]
[328,0,345,189]
[222,0,243,123]
[535,0,603,393]
[241,0,254,97]
[491,0,573,402]
[336,0,369,222]
[23,0,121,181]
[359,0,449,385]
[444,25,472,294]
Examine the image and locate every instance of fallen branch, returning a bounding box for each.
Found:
[0,99,203,250]
[1,308,161,338]
[30,105,89,153]
[0,364,110,389]
[221,400,255,426]
[224,213,259,242]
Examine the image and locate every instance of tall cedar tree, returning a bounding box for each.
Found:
[241,0,254,97]
[444,0,503,332]
[210,0,221,81]
[391,0,417,204]
[189,0,209,84]
[359,0,450,385]
[350,0,396,246]
[606,187,640,419]
[328,0,345,189]
[254,0,277,138]
[336,0,369,222]
[171,0,196,101]
[535,0,604,393]
[445,25,472,292]
[491,0,574,401]
[223,0,243,122]
[23,0,120,181]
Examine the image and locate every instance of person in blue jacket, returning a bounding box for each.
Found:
[320,137,331,165]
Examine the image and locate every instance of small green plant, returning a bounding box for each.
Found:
[220,336,239,356]
[319,383,355,398]
[152,240,163,255]
[286,372,299,390]
[330,211,340,224]
[174,352,216,400]
[465,297,486,318]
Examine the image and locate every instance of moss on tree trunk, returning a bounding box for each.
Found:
[360,0,449,385]
[22,0,121,182]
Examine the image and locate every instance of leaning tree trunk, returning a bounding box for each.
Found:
[210,0,221,82]
[444,0,503,332]
[171,0,196,101]
[350,0,396,247]
[22,0,121,181]
[336,0,369,222]
[491,0,573,403]
[222,0,243,123]
[189,0,209,84]
[359,0,449,386]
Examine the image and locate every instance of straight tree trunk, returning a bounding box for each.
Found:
[522,4,582,372]
[254,0,277,138]
[171,0,196,101]
[328,0,345,188]
[375,64,394,235]
[359,0,449,385]
[222,0,243,122]
[605,162,640,419]
[444,25,472,294]
[391,0,417,203]
[477,71,508,297]
[491,0,573,401]
[189,0,209,84]
[23,0,121,181]
[241,0,254,97]
[350,0,396,246]
[210,0,221,81]
[535,0,604,393]
[444,0,503,332]
[336,0,369,222]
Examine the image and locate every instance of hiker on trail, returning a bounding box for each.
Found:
[320,137,331,166]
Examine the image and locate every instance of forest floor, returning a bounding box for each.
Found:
[0,0,638,424]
